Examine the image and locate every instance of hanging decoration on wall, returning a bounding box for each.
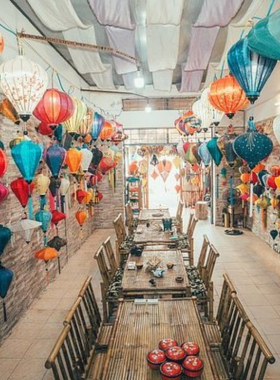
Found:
[209,75,249,118]
[0,98,20,125]
[207,137,223,166]
[34,247,58,286]
[270,229,278,240]
[76,189,87,205]
[0,225,11,255]
[47,236,67,251]
[0,149,8,178]
[35,209,52,246]
[92,112,105,141]
[227,38,277,104]
[157,159,172,183]
[63,98,87,135]
[217,128,238,167]
[75,210,87,228]
[10,178,34,210]
[80,146,93,173]
[33,88,75,129]
[233,117,273,169]
[11,141,42,183]
[79,107,93,137]
[0,55,48,122]
[99,120,114,141]
[37,122,53,137]
[10,218,41,243]
[59,177,70,213]
[98,157,116,174]
[65,148,82,174]
[198,142,211,167]
[150,154,159,166]
[91,146,103,169]
[44,144,66,178]
[0,264,13,322]
[0,183,9,205]
[36,173,50,209]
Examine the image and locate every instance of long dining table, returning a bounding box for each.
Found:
[138,208,170,223]
[121,248,191,298]
[101,298,219,380]
[133,223,179,245]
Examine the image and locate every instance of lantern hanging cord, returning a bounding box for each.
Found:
[0,21,17,36]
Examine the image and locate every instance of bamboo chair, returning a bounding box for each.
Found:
[94,246,112,288]
[125,202,135,236]
[113,213,129,266]
[182,214,198,267]
[103,236,118,273]
[201,243,220,289]
[172,200,184,233]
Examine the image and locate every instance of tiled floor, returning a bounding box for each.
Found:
[1,217,280,379]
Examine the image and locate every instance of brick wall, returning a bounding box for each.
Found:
[0,110,123,341]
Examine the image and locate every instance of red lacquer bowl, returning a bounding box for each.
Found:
[181,342,200,356]
[160,361,183,380]
[182,355,204,378]
[146,349,166,370]
[159,338,178,352]
[166,346,187,363]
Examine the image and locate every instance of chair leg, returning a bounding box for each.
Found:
[100,282,108,322]
[208,282,214,322]
[189,238,194,266]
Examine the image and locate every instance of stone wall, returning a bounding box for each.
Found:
[0,112,123,341]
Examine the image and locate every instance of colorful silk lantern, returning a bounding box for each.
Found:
[270,230,278,240]
[209,75,249,118]
[66,148,82,174]
[0,149,7,178]
[192,98,213,130]
[200,87,224,126]
[258,170,269,188]
[94,190,103,204]
[185,143,198,165]
[35,209,52,245]
[267,175,277,190]
[10,178,34,208]
[76,189,87,204]
[98,157,116,174]
[270,166,280,177]
[0,264,13,321]
[33,88,74,129]
[90,172,102,186]
[36,173,50,209]
[37,122,53,137]
[91,147,103,169]
[60,177,70,213]
[10,218,41,243]
[207,137,223,166]
[54,124,63,142]
[47,235,67,251]
[99,120,114,141]
[271,197,279,209]
[253,183,265,197]
[233,118,273,169]
[11,141,42,183]
[75,210,87,227]
[0,183,8,205]
[79,107,93,136]
[80,147,93,172]
[49,177,61,198]
[217,131,237,167]
[227,38,277,104]
[63,98,87,135]
[240,173,251,183]
[0,98,20,124]
[84,190,93,205]
[0,55,48,122]
[0,225,11,255]
[198,142,211,167]
[0,33,4,54]
[253,163,266,174]
[51,210,66,225]
[44,144,66,178]
[35,247,58,285]
[92,112,105,141]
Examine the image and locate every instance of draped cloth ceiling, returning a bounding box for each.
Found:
[16,0,278,94]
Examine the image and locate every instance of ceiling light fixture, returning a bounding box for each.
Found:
[134,68,144,88]
[145,100,152,113]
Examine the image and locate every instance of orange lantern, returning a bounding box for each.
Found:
[35,247,58,262]
[209,75,249,119]
[129,161,138,175]
[271,197,279,209]
[84,190,93,205]
[252,163,265,174]
[240,173,251,183]
[65,148,82,174]
[99,121,114,141]
[275,175,280,190]
[0,98,20,124]
[0,33,4,54]
[270,165,280,176]
[75,210,87,227]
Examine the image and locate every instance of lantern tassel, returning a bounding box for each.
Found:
[3,301,7,322]
[28,196,33,220]
[249,183,253,217]
[58,256,61,275]
[61,195,65,213]
[216,174,219,199]
[46,268,49,286]
[43,234,47,247]
[40,195,46,210]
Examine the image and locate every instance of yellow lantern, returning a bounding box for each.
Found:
[275,175,280,190]
[271,197,279,209]
[0,98,20,124]
[63,98,87,135]
[275,219,280,229]
[236,183,249,195]
[36,174,50,196]
[84,189,93,205]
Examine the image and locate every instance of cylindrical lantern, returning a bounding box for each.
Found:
[63,98,87,135]
[33,88,74,129]
[65,148,82,174]
[0,55,48,122]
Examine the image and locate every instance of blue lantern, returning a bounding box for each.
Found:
[35,209,52,246]
[227,37,277,104]
[54,124,63,142]
[247,10,280,61]
[207,137,223,166]
[11,141,42,183]
[0,264,13,321]
[233,117,273,169]
[198,142,211,167]
[92,112,104,141]
[0,225,11,255]
[44,144,66,179]
[217,131,238,167]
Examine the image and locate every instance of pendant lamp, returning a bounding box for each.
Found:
[75,210,87,227]
[192,98,213,131]
[79,107,93,137]
[150,154,159,166]
[0,98,20,125]
[92,112,105,141]
[35,209,52,245]
[65,148,82,174]
[44,144,66,179]
[33,89,75,129]
[10,178,34,208]
[11,141,42,183]
[200,88,224,127]
[0,264,13,322]
[207,137,223,166]
[209,75,249,118]
[80,147,93,172]
[10,218,41,243]
[63,98,87,135]
[99,120,114,141]
[36,173,50,209]
[0,55,48,122]
[227,38,277,104]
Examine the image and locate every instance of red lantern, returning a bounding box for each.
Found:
[0,183,9,205]
[76,189,87,204]
[0,149,8,178]
[66,148,82,174]
[37,122,53,136]
[51,210,66,225]
[98,157,116,174]
[90,172,102,186]
[209,75,249,118]
[0,33,4,54]
[267,175,277,190]
[10,178,34,208]
[33,89,75,130]
[75,210,87,227]
[250,171,258,184]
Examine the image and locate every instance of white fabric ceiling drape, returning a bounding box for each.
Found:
[27,0,115,89]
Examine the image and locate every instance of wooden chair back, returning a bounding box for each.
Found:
[113,213,127,243]
[185,213,194,236]
[197,234,210,275]
[187,216,198,241]
[103,237,118,274]
[94,246,112,288]
[201,243,219,288]
[176,200,184,220]
[216,273,237,333]
[125,202,134,235]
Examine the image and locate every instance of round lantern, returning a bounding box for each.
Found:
[209,75,249,118]
[76,189,87,204]
[0,55,48,122]
[98,157,116,174]
[159,338,178,352]
[0,225,11,255]
[227,38,277,104]
[11,141,42,183]
[192,98,213,130]
[33,88,75,129]
[44,144,66,179]
[63,98,87,135]
[92,112,105,141]
[79,107,93,136]
[66,148,82,174]
[0,264,13,322]
[75,210,87,227]
[10,178,34,208]
[99,120,114,141]
[0,98,20,124]
[80,147,93,172]
[0,183,9,205]
[0,149,7,178]
[200,87,224,126]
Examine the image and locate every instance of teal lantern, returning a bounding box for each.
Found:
[227,38,277,104]
[0,225,11,256]
[207,137,223,166]
[0,264,14,321]
[92,112,104,141]
[247,10,280,61]
[11,141,42,183]
[35,210,52,246]
[198,142,211,167]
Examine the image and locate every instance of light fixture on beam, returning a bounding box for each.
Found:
[134,68,144,88]
[145,100,152,113]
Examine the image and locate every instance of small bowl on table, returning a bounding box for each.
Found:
[136,262,143,270]
[175,276,184,283]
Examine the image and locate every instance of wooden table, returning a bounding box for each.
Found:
[133,224,179,245]
[121,249,190,298]
[102,299,218,379]
[138,208,170,222]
